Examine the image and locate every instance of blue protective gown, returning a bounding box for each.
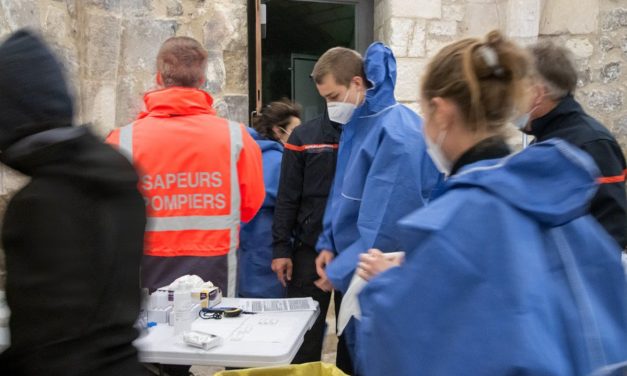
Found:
[358,140,627,376]
[316,42,442,293]
[238,128,285,298]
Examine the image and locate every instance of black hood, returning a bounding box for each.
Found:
[1,127,140,192]
[0,29,74,151]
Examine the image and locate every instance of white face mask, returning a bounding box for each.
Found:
[425,130,452,176]
[327,88,361,125]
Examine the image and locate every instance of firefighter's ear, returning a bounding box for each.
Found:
[156,72,164,87]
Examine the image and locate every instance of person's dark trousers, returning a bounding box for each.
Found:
[159,364,191,376]
[287,244,353,374]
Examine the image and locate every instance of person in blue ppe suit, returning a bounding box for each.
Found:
[311,44,442,370]
[357,31,627,376]
[238,100,301,298]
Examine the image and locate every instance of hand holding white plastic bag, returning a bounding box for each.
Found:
[337,251,404,336]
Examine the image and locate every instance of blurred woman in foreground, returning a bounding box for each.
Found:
[357,31,627,375]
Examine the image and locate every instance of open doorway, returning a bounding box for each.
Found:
[248,0,373,122]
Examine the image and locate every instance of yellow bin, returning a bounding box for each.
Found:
[215,362,348,376]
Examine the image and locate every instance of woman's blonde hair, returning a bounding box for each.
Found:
[421,30,531,133]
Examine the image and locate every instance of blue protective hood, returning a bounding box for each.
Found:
[439,139,599,227]
[246,127,283,154]
[362,42,397,114]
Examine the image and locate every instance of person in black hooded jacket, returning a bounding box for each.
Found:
[0,30,146,375]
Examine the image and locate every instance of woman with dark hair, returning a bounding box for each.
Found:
[238,99,301,298]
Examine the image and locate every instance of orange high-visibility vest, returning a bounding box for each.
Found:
[107,88,265,260]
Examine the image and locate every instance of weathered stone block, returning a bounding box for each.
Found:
[611,114,627,152]
[505,0,540,38]
[615,114,627,129]
[49,43,80,92]
[204,50,226,95]
[81,81,118,137]
[600,62,621,84]
[395,58,426,102]
[582,89,624,114]
[600,36,615,52]
[426,37,453,57]
[384,18,415,57]
[223,95,249,124]
[540,0,598,35]
[443,4,464,22]
[375,26,384,42]
[205,2,247,52]
[408,20,427,57]
[462,3,501,37]
[167,0,183,17]
[374,0,391,30]
[575,59,593,87]
[42,5,71,42]
[85,13,121,80]
[85,0,153,15]
[389,0,441,19]
[114,75,154,127]
[212,97,229,120]
[565,38,594,58]
[120,18,177,74]
[204,7,232,51]
[601,8,627,32]
[0,0,40,31]
[428,20,457,37]
[223,50,247,94]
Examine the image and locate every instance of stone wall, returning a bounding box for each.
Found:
[0,0,248,137]
[375,0,627,150]
[0,0,248,288]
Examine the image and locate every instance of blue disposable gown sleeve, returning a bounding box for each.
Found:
[325,128,437,292]
[358,233,540,375]
[315,182,337,253]
[263,150,282,205]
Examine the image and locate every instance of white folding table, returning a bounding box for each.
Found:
[135,298,320,368]
[1,298,319,369]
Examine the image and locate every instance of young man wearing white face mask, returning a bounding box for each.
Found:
[312,44,442,372]
[271,53,351,369]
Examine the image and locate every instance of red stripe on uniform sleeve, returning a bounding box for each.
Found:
[598,170,627,184]
[284,143,305,151]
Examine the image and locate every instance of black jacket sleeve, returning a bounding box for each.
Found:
[581,139,627,249]
[272,130,305,259]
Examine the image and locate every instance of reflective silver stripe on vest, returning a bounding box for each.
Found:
[118,122,134,161]
[227,120,243,298]
[146,215,238,232]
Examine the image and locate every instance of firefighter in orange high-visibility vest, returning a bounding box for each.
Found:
[107,36,265,297]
